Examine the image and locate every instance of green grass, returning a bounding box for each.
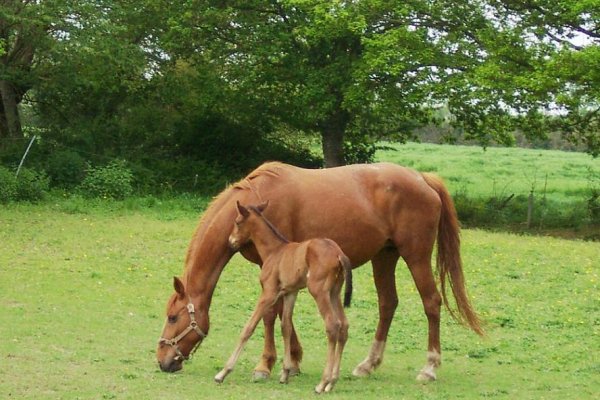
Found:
[1,203,598,399]
[376,142,599,202]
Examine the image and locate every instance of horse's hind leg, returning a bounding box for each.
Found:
[353,249,399,377]
[405,254,442,382]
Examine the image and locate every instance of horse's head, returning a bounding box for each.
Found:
[157,277,207,372]
[228,200,269,250]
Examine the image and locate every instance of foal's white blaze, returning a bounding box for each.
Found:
[416,350,441,382]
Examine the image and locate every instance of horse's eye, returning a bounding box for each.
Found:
[167,315,177,324]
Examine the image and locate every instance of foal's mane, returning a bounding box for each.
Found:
[248,205,290,244]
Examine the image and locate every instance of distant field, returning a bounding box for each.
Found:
[376,142,600,235]
[376,142,598,203]
[0,204,598,399]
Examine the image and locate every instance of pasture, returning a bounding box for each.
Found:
[1,201,598,399]
[376,142,600,236]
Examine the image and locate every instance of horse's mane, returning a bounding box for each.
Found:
[183,162,289,274]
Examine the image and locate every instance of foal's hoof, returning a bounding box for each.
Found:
[252,370,270,381]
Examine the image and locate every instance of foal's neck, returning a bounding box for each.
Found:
[250,214,289,260]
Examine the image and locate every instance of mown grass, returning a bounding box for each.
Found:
[1,203,598,399]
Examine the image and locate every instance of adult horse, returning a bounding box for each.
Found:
[157,161,483,381]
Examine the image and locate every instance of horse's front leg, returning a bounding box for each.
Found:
[252,297,303,380]
[353,250,399,377]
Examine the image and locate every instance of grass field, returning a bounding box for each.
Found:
[376,142,600,236]
[376,142,599,202]
[1,201,598,399]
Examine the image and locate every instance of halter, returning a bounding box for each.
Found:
[158,301,207,361]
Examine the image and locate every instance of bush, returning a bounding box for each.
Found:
[0,166,49,202]
[79,160,134,199]
[0,166,17,203]
[15,168,50,202]
[47,150,86,188]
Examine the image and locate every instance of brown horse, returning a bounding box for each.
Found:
[214,201,352,393]
[157,161,483,382]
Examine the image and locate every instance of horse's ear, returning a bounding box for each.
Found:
[257,200,269,213]
[173,276,185,299]
[236,201,250,218]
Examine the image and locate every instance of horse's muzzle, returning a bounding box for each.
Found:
[159,359,183,373]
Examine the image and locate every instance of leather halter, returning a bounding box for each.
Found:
[158,301,207,361]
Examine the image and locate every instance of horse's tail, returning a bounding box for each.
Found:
[422,172,484,336]
[339,254,353,308]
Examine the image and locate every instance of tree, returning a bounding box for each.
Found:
[168,0,599,166]
[0,0,49,142]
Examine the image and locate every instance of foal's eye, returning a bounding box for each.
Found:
[167,315,177,324]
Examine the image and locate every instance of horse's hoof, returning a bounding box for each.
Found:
[288,367,300,377]
[352,364,372,377]
[252,370,270,381]
[416,370,436,382]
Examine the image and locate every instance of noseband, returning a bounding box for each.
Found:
[158,301,207,362]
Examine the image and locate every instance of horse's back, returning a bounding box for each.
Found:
[240,162,443,264]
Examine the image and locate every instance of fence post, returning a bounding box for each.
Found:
[15,135,36,178]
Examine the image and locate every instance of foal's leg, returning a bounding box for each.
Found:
[353,249,399,377]
[406,255,442,382]
[253,298,303,380]
[215,291,278,383]
[279,292,299,384]
[310,288,341,394]
[324,284,349,393]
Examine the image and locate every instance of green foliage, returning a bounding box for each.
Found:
[0,166,49,202]
[0,166,17,203]
[47,149,86,188]
[79,160,134,200]
[15,168,49,202]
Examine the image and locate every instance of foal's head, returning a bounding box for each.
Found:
[228,200,269,250]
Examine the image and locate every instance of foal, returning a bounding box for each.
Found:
[214,201,352,393]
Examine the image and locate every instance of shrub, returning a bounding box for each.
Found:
[79,160,134,199]
[47,150,86,188]
[15,168,50,202]
[0,166,17,203]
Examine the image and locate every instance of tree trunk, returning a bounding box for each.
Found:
[320,109,349,168]
[0,80,23,141]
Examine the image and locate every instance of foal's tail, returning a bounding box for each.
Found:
[339,254,353,308]
[422,173,484,336]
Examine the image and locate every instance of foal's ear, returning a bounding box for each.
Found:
[236,201,250,218]
[257,200,269,213]
[173,276,186,299]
